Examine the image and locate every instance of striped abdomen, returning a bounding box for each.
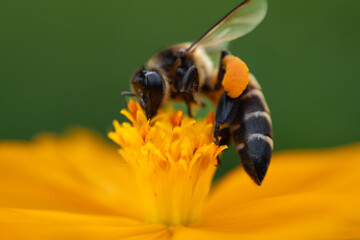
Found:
[231,74,273,185]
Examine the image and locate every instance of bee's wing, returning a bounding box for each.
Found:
[187,0,267,52]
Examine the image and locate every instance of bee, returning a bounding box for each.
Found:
[122,0,272,185]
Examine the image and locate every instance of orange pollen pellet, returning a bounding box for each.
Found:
[222,55,249,98]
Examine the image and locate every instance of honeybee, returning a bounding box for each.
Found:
[123,0,272,185]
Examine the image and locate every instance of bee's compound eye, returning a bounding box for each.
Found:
[145,71,164,90]
[131,69,165,119]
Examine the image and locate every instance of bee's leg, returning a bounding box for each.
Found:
[205,50,249,103]
[212,49,247,144]
[202,50,230,104]
[214,126,231,167]
[214,124,231,145]
[214,93,241,144]
[213,93,239,166]
[121,91,136,109]
[180,65,200,117]
[212,50,238,142]
[214,50,230,90]
[187,103,193,117]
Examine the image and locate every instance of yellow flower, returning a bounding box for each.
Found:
[108,100,226,226]
[0,101,359,239]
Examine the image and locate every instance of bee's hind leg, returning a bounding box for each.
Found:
[214,50,230,90]
[202,50,230,104]
[213,93,240,143]
[180,65,200,118]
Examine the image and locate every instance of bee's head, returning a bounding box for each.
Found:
[131,68,165,120]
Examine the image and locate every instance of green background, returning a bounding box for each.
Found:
[1,0,359,177]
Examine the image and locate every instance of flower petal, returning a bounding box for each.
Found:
[0,129,144,220]
[176,144,360,239]
[0,208,171,240]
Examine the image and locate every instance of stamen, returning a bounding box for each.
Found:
[108,102,226,226]
[206,110,215,125]
[128,99,138,120]
[172,109,184,128]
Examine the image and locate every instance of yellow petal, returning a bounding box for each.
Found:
[174,144,360,239]
[0,129,144,220]
[0,208,171,240]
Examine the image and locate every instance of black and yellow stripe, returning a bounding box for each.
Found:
[230,75,273,185]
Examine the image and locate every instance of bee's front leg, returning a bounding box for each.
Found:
[180,65,200,117]
[121,91,136,109]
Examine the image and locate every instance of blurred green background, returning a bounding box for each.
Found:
[1,0,359,176]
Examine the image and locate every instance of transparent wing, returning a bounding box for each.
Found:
[187,0,267,52]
